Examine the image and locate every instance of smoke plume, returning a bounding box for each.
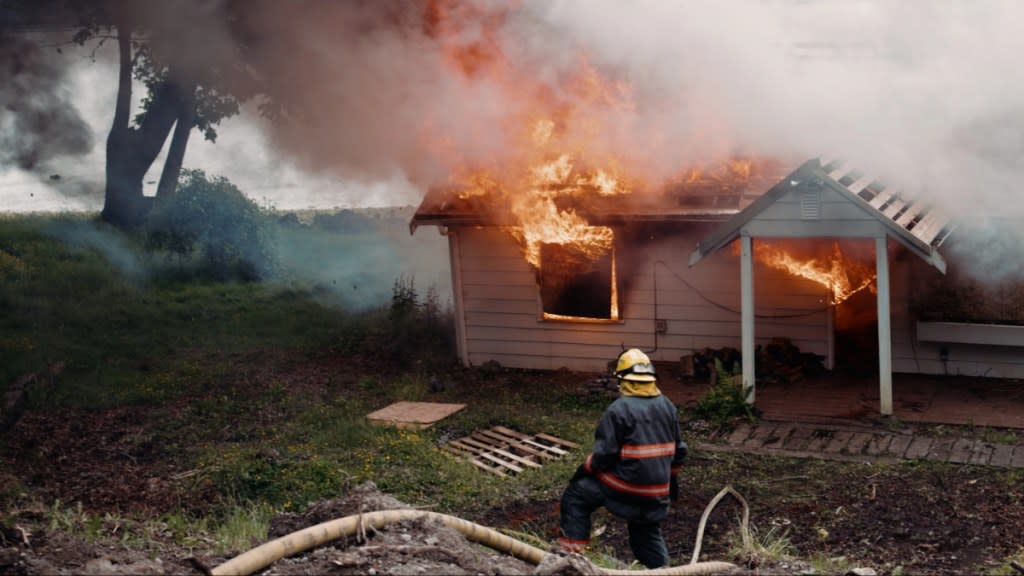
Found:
[194,2,1022,218]
[11,1,1024,280]
[535,1,1024,220]
[207,0,1024,282]
[0,31,93,175]
[17,0,1023,221]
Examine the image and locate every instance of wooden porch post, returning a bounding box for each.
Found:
[446,229,469,366]
[741,235,755,404]
[876,235,893,415]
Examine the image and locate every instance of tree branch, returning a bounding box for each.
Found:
[133,81,185,167]
[109,18,132,137]
[156,81,197,199]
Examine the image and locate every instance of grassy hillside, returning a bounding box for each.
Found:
[0,211,450,402]
[0,211,587,525]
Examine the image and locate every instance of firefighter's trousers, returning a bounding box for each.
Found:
[558,475,670,569]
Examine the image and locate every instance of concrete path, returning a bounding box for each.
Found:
[696,419,1024,468]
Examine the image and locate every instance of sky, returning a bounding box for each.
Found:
[3,0,1024,237]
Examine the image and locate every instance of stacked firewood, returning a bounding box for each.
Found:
[691,347,742,382]
[691,338,824,386]
[582,374,620,398]
[758,338,824,384]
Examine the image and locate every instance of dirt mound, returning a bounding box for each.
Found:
[268,482,408,538]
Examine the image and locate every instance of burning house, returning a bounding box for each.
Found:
[411,149,1024,416]
[401,3,1024,416]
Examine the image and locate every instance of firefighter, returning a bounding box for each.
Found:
[558,348,688,569]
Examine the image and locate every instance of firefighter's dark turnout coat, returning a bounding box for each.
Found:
[584,393,686,519]
[559,384,687,565]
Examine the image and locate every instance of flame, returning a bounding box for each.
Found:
[457,110,632,269]
[681,160,753,185]
[420,0,639,269]
[757,241,876,305]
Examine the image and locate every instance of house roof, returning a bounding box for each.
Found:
[409,161,786,233]
[688,157,954,273]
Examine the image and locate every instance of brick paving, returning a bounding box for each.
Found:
[658,369,1024,467]
[697,419,1024,468]
[885,434,912,457]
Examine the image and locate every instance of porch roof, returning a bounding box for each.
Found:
[688,157,954,273]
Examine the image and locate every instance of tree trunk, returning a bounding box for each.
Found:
[155,81,196,201]
[101,18,143,227]
[101,20,186,227]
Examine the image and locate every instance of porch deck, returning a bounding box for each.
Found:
[660,372,1024,429]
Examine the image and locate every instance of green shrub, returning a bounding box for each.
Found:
[379,275,456,368]
[146,170,275,280]
[692,358,758,423]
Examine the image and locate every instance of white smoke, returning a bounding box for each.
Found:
[525,1,1024,219]
[511,0,1024,280]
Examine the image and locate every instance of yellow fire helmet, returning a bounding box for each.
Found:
[614,348,657,382]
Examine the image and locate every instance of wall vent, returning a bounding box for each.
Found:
[800,188,821,220]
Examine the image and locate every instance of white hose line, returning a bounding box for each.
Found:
[598,560,736,575]
[210,508,737,576]
[690,486,750,566]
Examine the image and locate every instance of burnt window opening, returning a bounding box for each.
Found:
[539,242,619,321]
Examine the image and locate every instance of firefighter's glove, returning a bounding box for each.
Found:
[570,464,589,484]
[677,440,689,462]
[669,476,679,502]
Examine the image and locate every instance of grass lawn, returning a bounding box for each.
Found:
[3,213,1024,575]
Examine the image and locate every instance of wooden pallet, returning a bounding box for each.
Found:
[366,401,466,429]
[443,426,580,477]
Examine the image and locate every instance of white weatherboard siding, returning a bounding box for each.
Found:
[452,226,832,372]
[891,257,1024,379]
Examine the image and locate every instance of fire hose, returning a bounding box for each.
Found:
[210,485,749,575]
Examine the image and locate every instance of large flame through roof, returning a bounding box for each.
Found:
[421,0,771,320]
[420,1,643,268]
[445,61,637,270]
[420,0,647,322]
